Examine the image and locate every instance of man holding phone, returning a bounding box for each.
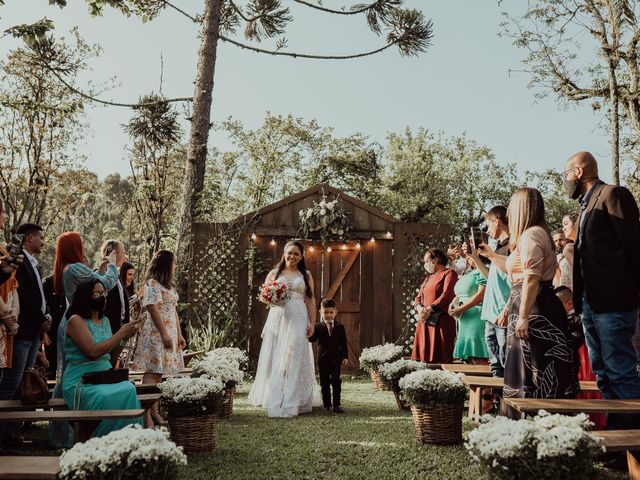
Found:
[0,223,50,442]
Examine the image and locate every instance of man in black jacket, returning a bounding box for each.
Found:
[0,223,50,442]
[563,151,640,430]
[308,299,348,413]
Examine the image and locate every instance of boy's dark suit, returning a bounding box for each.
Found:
[308,320,348,409]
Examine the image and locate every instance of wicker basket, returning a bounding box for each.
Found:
[168,414,216,453]
[410,402,464,444]
[217,386,236,418]
[393,389,410,412]
[370,370,386,391]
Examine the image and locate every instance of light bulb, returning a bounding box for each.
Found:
[386,230,392,238]
[327,246,332,252]
[370,237,376,243]
[341,243,347,250]
[251,233,257,241]
[309,245,315,252]
[356,242,361,250]
[270,238,276,246]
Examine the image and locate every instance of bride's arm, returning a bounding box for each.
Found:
[305,272,317,326]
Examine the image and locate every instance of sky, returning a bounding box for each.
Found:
[0,1,614,182]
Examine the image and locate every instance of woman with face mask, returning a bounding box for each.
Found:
[62,279,140,438]
[411,248,459,364]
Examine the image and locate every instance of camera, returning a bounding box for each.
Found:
[470,227,488,252]
[6,234,24,263]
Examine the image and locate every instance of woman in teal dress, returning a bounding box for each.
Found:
[62,279,140,438]
[450,256,489,362]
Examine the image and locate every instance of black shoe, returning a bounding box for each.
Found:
[324,406,332,412]
[333,406,344,414]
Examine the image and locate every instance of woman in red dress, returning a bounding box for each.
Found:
[412,248,458,364]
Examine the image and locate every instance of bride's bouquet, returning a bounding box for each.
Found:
[258,280,290,307]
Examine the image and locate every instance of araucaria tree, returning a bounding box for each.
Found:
[502,0,640,185]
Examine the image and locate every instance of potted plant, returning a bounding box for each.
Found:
[377,359,426,411]
[160,376,225,453]
[398,369,467,444]
[359,343,404,390]
[58,425,187,480]
[191,351,245,417]
[466,410,603,479]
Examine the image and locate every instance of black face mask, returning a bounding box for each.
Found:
[563,178,582,200]
[90,296,106,314]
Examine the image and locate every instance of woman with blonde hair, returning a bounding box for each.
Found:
[501,188,579,418]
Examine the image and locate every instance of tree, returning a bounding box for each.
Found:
[381,129,518,237]
[13,0,434,302]
[125,94,184,257]
[502,0,640,185]
[0,32,91,239]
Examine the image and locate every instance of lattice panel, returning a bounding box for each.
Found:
[190,226,243,340]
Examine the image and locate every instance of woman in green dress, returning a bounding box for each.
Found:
[450,257,489,362]
[62,279,141,439]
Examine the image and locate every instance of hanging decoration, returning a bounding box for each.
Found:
[297,194,352,245]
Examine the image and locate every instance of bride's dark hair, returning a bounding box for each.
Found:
[275,240,313,298]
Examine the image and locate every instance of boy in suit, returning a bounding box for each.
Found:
[308,299,348,413]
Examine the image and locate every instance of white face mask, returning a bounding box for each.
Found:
[454,258,467,276]
[424,261,435,274]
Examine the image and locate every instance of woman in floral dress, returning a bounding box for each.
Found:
[131,250,185,426]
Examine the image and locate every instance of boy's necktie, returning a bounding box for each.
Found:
[327,322,333,336]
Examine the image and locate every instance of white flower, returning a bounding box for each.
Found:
[160,376,225,403]
[359,343,404,371]
[319,200,326,207]
[320,208,327,215]
[338,229,344,235]
[192,354,244,385]
[207,347,248,370]
[59,425,186,480]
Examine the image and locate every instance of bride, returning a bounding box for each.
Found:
[248,240,321,417]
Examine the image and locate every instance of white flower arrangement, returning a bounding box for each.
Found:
[377,359,426,391]
[160,376,225,418]
[207,347,249,371]
[398,369,467,406]
[359,343,404,372]
[191,354,244,387]
[297,194,351,244]
[466,411,603,480]
[59,425,186,480]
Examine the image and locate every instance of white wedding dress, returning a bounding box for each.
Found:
[248,270,321,417]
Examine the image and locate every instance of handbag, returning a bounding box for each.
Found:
[81,368,129,385]
[425,306,442,326]
[18,367,50,405]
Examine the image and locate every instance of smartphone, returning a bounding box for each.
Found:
[470,227,483,251]
[104,241,115,257]
[6,234,24,263]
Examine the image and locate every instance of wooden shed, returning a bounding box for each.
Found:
[190,184,449,373]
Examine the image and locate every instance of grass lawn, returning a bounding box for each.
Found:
[9,378,629,479]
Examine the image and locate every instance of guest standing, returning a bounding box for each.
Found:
[500,187,578,418]
[131,250,185,426]
[62,279,140,439]
[99,240,130,335]
[0,224,51,443]
[120,262,136,297]
[412,248,458,364]
[450,256,488,363]
[0,198,19,372]
[564,151,640,430]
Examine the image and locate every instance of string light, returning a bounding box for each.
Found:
[250,232,257,241]
[370,237,376,243]
[270,238,276,246]
[326,246,332,253]
[309,245,315,252]
[341,243,347,250]
[385,230,392,238]
[356,242,361,250]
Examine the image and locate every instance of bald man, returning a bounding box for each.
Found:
[563,151,640,430]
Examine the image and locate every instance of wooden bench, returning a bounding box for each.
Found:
[441,364,492,376]
[183,350,205,366]
[503,398,640,415]
[593,430,640,480]
[0,409,145,442]
[0,393,160,412]
[464,377,599,420]
[0,456,59,480]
